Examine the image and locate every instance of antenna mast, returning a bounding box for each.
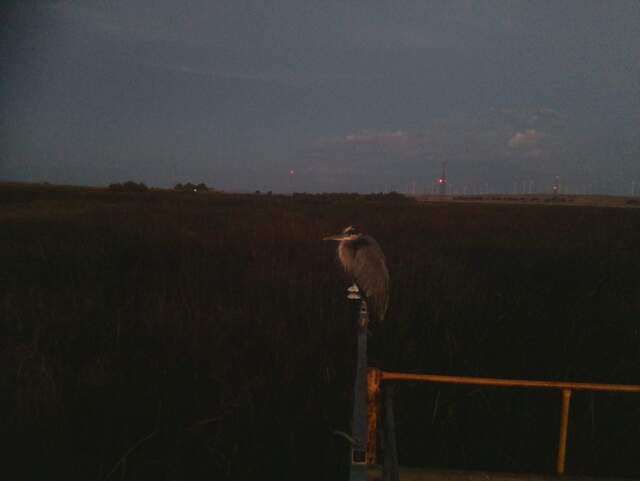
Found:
[438,161,448,195]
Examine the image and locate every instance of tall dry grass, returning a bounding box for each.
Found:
[1,184,639,479]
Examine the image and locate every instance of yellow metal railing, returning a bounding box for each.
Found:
[367,368,640,475]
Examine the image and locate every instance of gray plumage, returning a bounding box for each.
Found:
[324,226,390,321]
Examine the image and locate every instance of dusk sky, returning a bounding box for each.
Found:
[3,1,639,193]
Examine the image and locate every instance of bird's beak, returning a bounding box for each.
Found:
[323,234,347,241]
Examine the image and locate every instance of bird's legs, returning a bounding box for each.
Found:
[347,284,361,300]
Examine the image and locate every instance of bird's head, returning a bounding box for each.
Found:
[323,225,362,241]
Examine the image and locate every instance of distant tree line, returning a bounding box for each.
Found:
[174,182,210,192]
[290,191,410,202]
[108,181,149,192]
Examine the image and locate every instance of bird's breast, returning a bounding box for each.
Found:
[337,241,356,274]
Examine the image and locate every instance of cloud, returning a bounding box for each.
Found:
[508,129,545,149]
[344,130,408,145]
[321,109,562,163]
[154,63,381,88]
[299,107,588,191]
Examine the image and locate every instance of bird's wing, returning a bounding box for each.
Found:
[351,236,389,321]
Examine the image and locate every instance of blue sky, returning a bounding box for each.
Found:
[2,1,639,193]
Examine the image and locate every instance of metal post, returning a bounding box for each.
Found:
[557,388,572,475]
[367,368,382,464]
[349,300,369,481]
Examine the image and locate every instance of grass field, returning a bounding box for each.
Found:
[1,183,639,480]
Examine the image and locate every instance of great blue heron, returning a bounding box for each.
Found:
[324,226,389,322]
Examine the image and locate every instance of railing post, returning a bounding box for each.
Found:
[557,388,572,475]
[367,368,382,465]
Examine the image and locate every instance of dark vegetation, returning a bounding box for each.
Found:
[174,182,210,192]
[109,181,149,193]
[1,183,639,480]
[453,195,578,203]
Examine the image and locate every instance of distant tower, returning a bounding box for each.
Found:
[438,162,448,195]
[552,175,560,195]
[289,169,295,192]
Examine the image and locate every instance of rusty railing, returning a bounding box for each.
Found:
[367,368,640,475]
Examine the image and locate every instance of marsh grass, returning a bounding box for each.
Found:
[1,184,639,480]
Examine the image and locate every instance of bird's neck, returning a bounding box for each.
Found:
[338,240,356,273]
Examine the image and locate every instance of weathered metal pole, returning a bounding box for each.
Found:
[349,299,370,481]
[367,367,382,465]
[557,388,572,475]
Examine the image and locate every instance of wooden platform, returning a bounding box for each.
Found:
[367,466,635,481]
